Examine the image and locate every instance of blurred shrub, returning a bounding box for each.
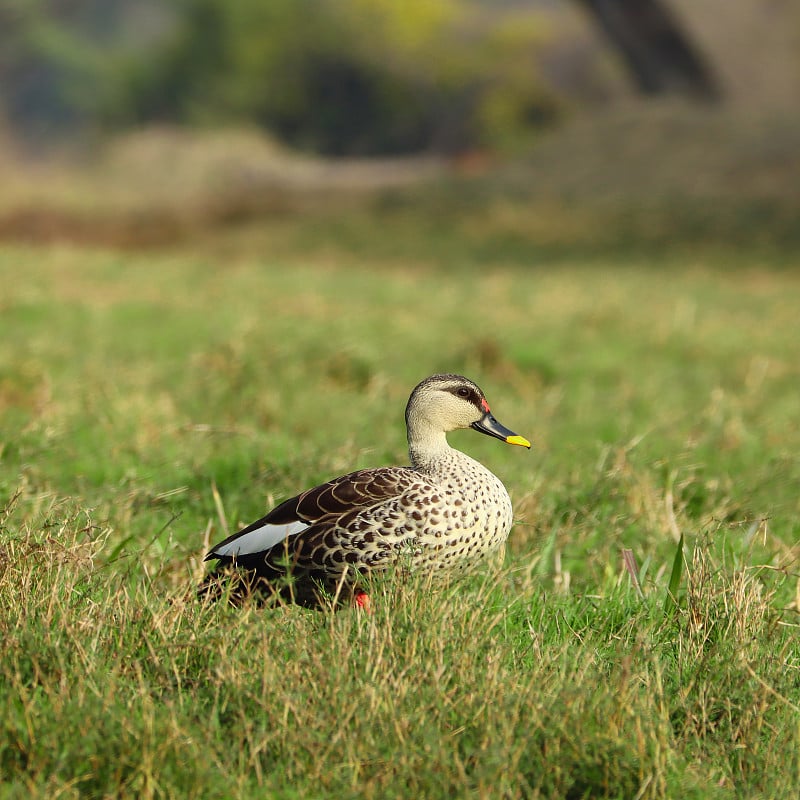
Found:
[1,0,560,155]
[0,0,111,139]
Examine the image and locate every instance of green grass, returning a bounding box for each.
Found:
[1,240,799,798]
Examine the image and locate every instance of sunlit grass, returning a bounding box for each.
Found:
[2,495,798,798]
[1,242,799,797]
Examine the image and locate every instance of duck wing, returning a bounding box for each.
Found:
[204,466,423,572]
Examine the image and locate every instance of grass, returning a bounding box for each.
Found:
[1,227,799,797]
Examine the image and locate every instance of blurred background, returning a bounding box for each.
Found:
[1,0,798,256]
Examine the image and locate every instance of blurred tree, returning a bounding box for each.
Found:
[0,1,81,137]
[0,0,164,141]
[101,0,559,155]
[0,0,559,154]
[574,0,720,99]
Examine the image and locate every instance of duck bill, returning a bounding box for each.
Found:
[471,413,531,448]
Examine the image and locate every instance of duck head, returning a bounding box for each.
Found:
[405,374,531,449]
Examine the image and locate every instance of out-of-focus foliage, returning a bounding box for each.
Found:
[0,0,110,138]
[0,0,559,154]
[108,0,560,154]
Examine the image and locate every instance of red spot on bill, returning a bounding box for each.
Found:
[481,398,491,413]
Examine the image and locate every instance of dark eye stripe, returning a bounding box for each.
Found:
[446,385,483,411]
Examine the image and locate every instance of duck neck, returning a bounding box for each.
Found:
[407,426,452,471]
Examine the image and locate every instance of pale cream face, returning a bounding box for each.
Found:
[406,375,486,434]
[415,383,484,432]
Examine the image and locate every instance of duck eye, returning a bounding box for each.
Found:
[457,387,470,398]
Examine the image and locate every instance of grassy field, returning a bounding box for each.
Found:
[1,226,799,797]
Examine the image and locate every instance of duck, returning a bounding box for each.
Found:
[199,374,530,606]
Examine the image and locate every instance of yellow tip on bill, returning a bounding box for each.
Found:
[506,434,531,449]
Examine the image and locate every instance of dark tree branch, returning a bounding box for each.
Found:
[575,0,721,100]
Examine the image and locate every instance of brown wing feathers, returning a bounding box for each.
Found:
[292,468,417,521]
[208,467,418,565]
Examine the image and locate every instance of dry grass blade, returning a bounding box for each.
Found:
[622,548,645,599]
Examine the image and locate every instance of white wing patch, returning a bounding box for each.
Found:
[209,520,309,558]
